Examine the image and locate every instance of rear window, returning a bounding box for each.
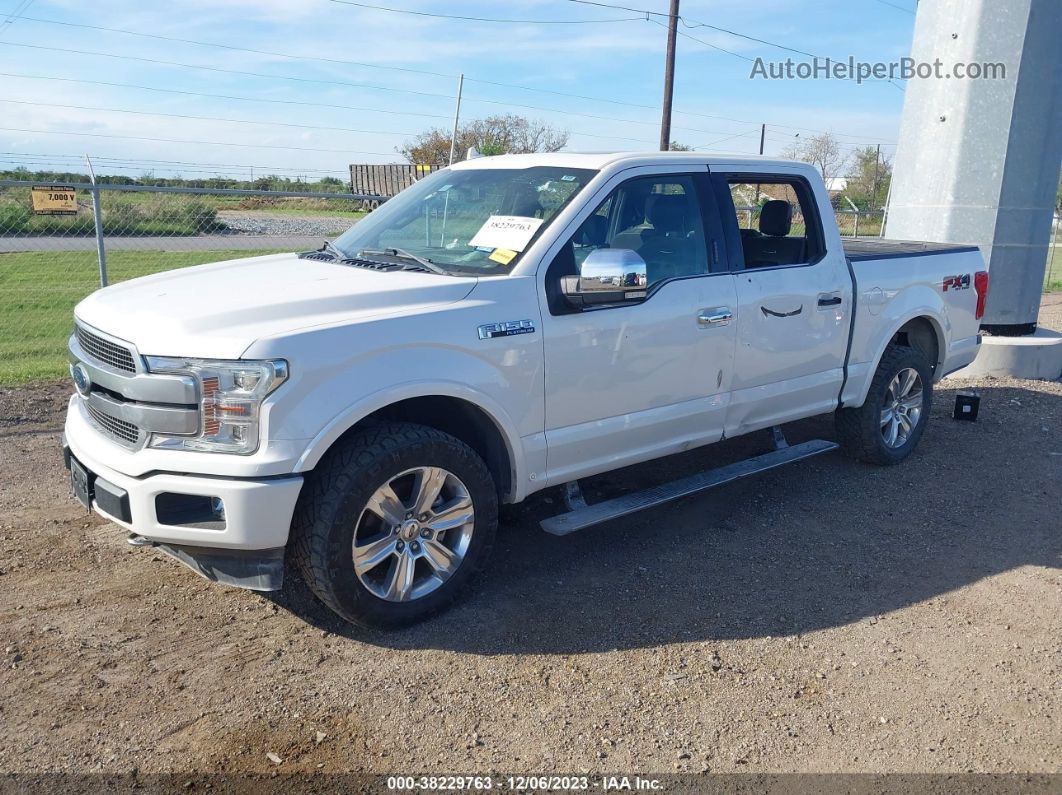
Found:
[724,177,824,268]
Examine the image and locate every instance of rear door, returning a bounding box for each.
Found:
[538,165,738,485]
[713,170,851,436]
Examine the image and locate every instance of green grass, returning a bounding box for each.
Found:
[1044,245,1061,293]
[0,188,366,235]
[0,248,285,385]
[209,194,369,218]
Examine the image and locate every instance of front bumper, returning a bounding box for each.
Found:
[64,404,304,591]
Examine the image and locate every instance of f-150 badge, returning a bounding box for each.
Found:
[478,319,535,339]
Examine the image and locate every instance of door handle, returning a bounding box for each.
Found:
[817,294,843,307]
[697,307,732,327]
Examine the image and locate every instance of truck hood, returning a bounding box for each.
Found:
[74,252,479,359]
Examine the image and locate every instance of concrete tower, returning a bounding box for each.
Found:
[885,0,1062,335]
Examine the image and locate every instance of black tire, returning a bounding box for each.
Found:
[291,422,498,629]
[835,344,934,466]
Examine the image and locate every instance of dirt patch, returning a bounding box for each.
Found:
[0,366,1059,776]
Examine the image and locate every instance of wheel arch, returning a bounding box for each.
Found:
[849,311,947,408]
[295,385,522,502]
[891,316,943,375]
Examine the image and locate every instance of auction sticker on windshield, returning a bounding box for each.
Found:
[468,215,544,252]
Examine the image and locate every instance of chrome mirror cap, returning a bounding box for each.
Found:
[561,248,648,307]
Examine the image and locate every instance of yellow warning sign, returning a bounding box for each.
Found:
[31,185,77,216]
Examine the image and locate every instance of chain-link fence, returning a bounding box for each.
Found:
[734,205,885,238]
[1045,215,1061,293]
[0,179,374,384]
[2,177,1056,386]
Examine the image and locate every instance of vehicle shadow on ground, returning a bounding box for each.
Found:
[268,383,1061,654]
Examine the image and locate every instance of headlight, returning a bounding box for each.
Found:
[144,357,288,454]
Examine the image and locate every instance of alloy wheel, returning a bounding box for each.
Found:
[880,367,923,449]
[352,466,475,602]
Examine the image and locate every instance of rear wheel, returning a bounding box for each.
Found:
[835,344,933,465]
[291,423,498,628]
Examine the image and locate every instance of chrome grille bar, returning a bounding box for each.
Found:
[86,402,141,447]
[75,323,137,373]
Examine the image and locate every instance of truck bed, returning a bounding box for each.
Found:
[843,238,979,262]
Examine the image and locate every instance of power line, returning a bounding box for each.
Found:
[0,72,452,121]
[649,18,754,62]
[693,130,763,150]
[328,0,643,24]
[570,0,906,91]
[0,127,401,156]
[871,0,915,14]
[3,13,680,115]
[569,0,818,58]
[0,44,770,141]
[0,158,344,179]
[0,151,352,174]
[0,14,898,142]
[0,11,821,124]
[0,97,421,137]
[0,0,33,29]
[6,13,456,81]
[0,92,665,148]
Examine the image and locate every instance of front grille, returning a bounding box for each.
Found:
[87,402,141,446]
[75,324,137,373]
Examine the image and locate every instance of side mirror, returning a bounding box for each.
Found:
[560,248,648,307]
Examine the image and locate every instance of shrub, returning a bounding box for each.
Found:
[0,203,31,233]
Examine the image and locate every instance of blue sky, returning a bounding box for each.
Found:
[0,0,917,181]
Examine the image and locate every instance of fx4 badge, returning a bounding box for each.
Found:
[478,319,535,340]
[942,274,971,291]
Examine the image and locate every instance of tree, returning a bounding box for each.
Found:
[398,114,569,166]
[780,132,850,186]
[667,140,693,151]
[842,145,893,210]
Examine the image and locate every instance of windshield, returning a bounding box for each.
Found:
[331,165,597,275]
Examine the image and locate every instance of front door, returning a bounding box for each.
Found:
[539,168,738,485]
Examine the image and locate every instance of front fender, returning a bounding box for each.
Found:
[292,377,527,484]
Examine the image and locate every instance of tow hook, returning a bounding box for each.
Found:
[127,534,157,547]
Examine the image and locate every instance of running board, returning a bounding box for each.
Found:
[540,439,839,536]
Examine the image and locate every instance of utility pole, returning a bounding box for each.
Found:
[658,0,680,151]
[871,142,882,209]
[84,154,108,288]
[759,123,766,155]
[448,73,465,165]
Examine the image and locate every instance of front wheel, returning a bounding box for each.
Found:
[291,423,498,628]
[835,344,934,466]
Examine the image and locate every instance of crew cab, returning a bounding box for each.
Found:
[63,152,988,628]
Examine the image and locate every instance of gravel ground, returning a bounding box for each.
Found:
[217,211,355,238]
[0,306,1059,780]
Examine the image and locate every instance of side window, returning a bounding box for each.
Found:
[570,175,709,290]
[727,179,821,268]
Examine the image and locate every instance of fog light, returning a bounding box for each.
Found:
[155,493,227,529]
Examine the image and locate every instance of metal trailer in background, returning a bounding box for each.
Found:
[349,164,441,206]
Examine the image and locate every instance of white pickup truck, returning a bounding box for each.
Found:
[63,152,988,628]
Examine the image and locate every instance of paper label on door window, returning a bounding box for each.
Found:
[468,215,543,252]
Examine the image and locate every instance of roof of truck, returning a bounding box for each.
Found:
[448,151,804,171]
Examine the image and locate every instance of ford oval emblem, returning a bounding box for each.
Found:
[71,362,92,397]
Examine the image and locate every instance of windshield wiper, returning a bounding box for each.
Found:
[356,247,449,275]
[321,240,346,259]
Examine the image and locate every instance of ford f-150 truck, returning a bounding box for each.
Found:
[63,152,989,628]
